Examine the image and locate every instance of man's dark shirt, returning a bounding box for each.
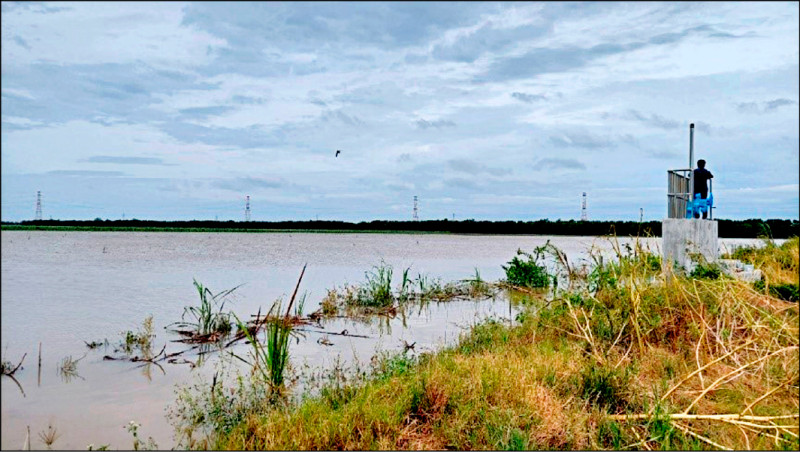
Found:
[693,168,713,198]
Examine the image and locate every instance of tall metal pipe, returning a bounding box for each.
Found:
[688,123,695,206]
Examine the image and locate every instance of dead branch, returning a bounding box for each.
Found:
[2,353,26,376]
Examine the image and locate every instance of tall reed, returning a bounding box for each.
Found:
[234,265,306,397]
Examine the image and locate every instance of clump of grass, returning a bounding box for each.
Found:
[234,265,307,398]
[728,236,799,286]
[689,261,724,280]
[464,268,492,298]
[168,368,272,449]
[119,315,155,358]
[126,421,158,450]
[38,424,61,449]
[356,262,396,308]
[168,279,240,340]
[754,279,800,302]
[234,302,295,398]
[320,263,489,316]
[503,244,552,288]
[58,354,86,382]
[320,289,339,316]
[84,339,108,349]
[577,365,630,411]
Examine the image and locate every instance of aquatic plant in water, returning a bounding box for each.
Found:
[233,265,307,397]
[58,353,86,382]
[503,245,552,288]
[38,424,60,449]
[126,421,158,451]
[168,279,241,339]
[357,262,395,308]
[119,315,155,358]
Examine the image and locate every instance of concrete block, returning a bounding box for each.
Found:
[718,259,763,282]
[662,219,718,270]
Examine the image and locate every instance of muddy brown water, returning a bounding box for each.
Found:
[0,231,768,449]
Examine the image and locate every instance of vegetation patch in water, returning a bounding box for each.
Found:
[502,243,553,288]
[168,280,240,343]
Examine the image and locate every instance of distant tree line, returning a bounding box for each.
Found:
[3,218,798,238]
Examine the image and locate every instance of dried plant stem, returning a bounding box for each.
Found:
[740,378,792,415]
[671,421,732,450]
[736,424,751,450]
[659,339,754,402]
[284,263,307,318]
[682,346,798,414]
[630,426,651,451]
[608,413,799,422]
[3,352,26,375]
[695,328,705,389]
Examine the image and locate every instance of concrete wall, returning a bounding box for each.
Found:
[662,219,718,270]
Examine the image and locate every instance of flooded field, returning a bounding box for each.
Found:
[0,231,768,449]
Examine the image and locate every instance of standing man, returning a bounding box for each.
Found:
[693,159,713,219]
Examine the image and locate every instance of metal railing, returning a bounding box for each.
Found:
[667,169,690,218]
[668,169,714,219]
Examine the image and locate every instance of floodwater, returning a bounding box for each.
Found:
[0,231,767,450]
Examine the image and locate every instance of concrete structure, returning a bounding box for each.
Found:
[718,259,762,283]
[662,218,718,270]
[662,123,719,272]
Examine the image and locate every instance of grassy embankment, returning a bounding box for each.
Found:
[172,237,798,450]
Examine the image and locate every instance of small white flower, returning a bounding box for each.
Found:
[87,444,94,450]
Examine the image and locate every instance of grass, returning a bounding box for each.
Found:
[233,300,295,398]
[726,237,799,302]
[119,315,155,358]
[502,243,553,288]
[58,354,86,382]
[172,236,798,450]
[727,237,799,286]
[168,280,240,340]
[690,262,724,280]
[38,424,61,449]
[358,262,396,308]
[234,266,307,398]
[464,268,493,298]
[316,262,498,318]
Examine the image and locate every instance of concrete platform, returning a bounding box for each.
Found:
[662,218,718,270]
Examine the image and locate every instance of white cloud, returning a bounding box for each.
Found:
[1,2,227,69]
[1,2,797,221]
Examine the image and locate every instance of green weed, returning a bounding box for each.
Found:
[168,280,240,339]
[503,246,551,288]
[119,315,155,358]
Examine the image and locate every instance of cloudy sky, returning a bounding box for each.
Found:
[1,1,798,222]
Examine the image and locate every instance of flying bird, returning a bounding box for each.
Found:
[335,150,341,157]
